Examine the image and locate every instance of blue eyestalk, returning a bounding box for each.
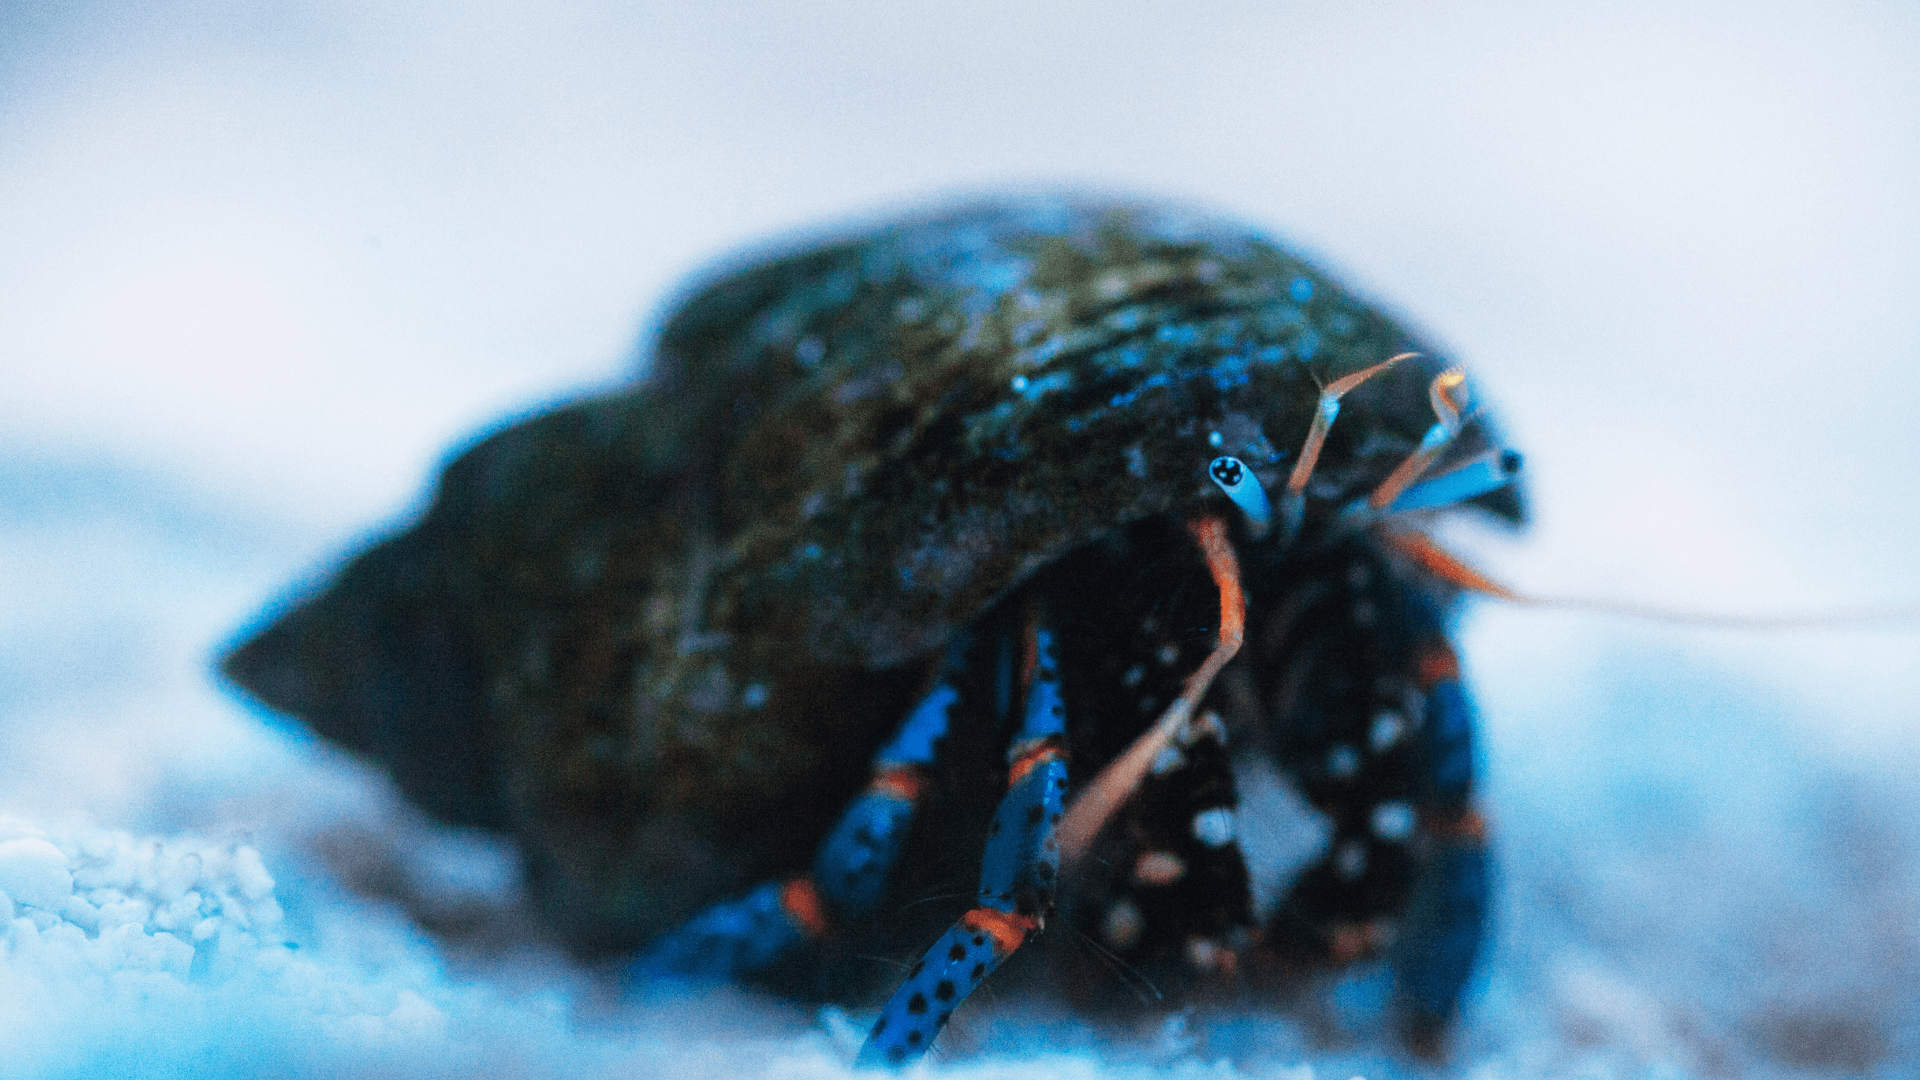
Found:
[1208,455,1272,537]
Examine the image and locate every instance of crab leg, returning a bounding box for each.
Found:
[855,618,1070,1067]
[632,645,965,981]
[1392,633,1490,1056]
[1055,515,1245,862]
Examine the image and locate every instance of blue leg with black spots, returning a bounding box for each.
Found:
[856,619,1069,1068]
[630,646,968,984]
[1392,635,1490,1055]
[1392,827,1489,1054]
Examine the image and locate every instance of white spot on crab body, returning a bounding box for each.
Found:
[1134,851,1187,885]
[742,683,769,709]
[1335,841,1368,879]
[1328,744,1360,779]
[1191,808,1236,848]
[1369,710,1405,751]
[1186,937,1224,971]
[1103,900,1144,947]
[1371,802,1415,841]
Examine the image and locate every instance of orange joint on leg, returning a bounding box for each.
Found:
[960,907,1040,954]
[1423,807,1488,842]
[1008,736,1066,784]
[1327,921,1389,964]
[780,877,831,939]
[868,766,925,802]
[1414,641,1461,687]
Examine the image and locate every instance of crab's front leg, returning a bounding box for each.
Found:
[855,615,1069,1067]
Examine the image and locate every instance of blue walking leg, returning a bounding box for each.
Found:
[630,648,965,983]
[855,619,1069,1068]
[1392,635,1490,1056]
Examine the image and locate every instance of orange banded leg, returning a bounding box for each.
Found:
[1391,636,1489,1054]
[631,649,962,982]
[860,519,1249,1067]
[855,616,1069,1067]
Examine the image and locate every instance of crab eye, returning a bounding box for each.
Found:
[1208,455,1272,535]
[1386,449,1523,514]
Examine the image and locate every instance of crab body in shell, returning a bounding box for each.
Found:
[223,196,1523,1063]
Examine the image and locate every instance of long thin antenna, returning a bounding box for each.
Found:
[1386,530,1920,629]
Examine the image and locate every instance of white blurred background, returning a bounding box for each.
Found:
[2,2,1918,1076]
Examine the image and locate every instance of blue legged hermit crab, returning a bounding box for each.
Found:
[223,196,1525,1066]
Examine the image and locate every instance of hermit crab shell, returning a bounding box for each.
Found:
[223,196,1521,952]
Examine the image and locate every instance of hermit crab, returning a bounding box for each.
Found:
[223,195,1524,1066]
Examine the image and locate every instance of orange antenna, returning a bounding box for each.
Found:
[1281,352,1416,535]
[1369,368,1468,510]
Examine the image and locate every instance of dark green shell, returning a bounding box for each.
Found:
[223,196,1521,952]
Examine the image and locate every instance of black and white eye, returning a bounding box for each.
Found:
[1208,455,1272,534]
